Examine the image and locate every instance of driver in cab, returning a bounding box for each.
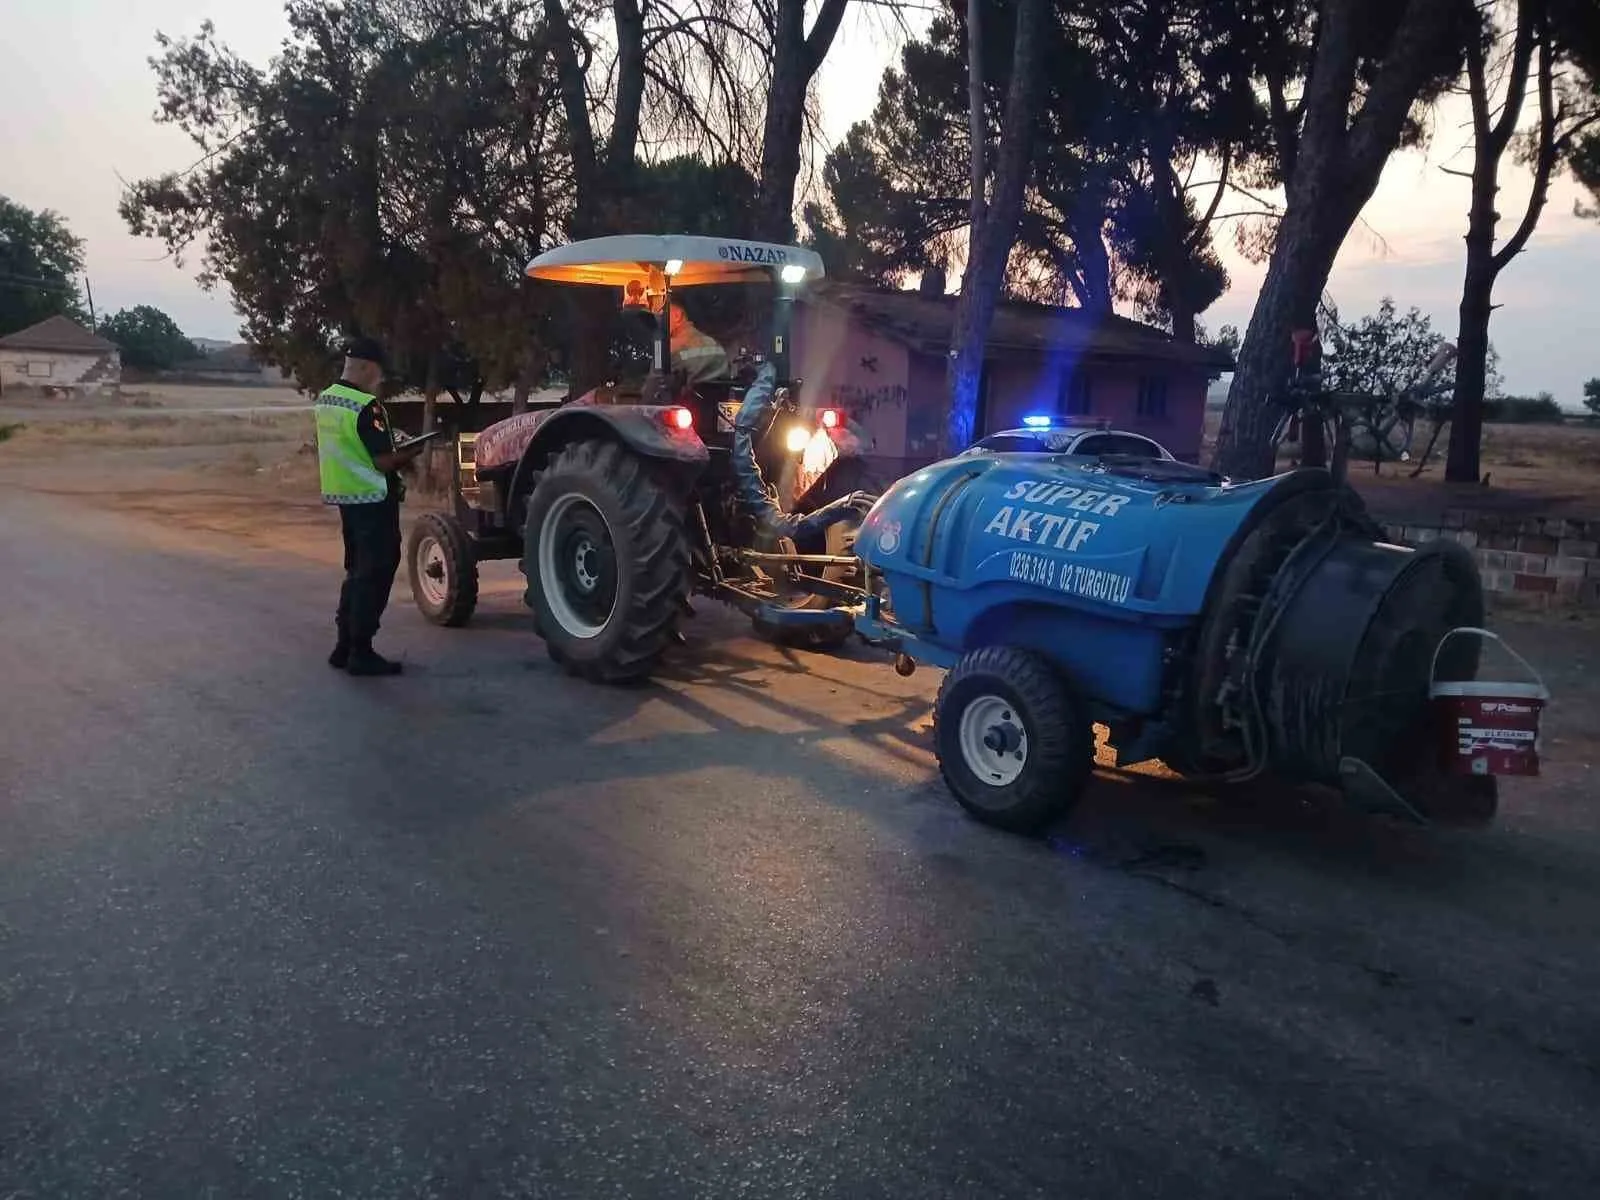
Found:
[622,277,729,387]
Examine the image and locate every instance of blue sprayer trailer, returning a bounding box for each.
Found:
[854,453,1499,833]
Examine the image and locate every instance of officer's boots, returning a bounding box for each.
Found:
[330,638,402,676]
[346,643,403,676]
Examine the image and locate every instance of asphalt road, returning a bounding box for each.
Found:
[2,491,1598,1199]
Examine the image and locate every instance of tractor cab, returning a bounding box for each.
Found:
[407,234,882,678]
[524,235,844,489]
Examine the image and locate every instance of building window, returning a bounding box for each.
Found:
[25,361,52,378]
[1137,376,1168,419]
[1059,371,1092,415]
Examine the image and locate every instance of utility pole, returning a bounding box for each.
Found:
[84,276,96,331]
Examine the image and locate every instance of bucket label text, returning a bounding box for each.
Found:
[982,478,1132,553]
[1008,552,1134,605]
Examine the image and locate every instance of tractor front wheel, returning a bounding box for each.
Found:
[407,512,479,627]
[523,439,690,683]
[934,646,1093,835]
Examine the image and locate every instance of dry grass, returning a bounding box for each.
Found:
[0,410,313,450]
[115,382,306,410]
[1201,411,1600,509]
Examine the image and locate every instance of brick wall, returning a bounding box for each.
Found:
[1380,513,1600,608]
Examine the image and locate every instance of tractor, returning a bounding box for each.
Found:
[404,234,880,682]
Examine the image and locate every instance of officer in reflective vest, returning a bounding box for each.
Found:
[315,337,424,676]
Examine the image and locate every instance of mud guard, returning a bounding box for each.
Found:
[506,405,709,514]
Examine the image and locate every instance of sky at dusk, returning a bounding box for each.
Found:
[4,0,1596,406]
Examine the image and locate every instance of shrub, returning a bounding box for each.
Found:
[1484,392,1565,424]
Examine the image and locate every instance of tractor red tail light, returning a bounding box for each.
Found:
[819,408,841,429]
[666,406,694,431]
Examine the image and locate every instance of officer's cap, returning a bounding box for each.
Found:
[342,335,389,371]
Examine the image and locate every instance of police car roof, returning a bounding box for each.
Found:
[995,417,1112,434]
[526,235,826,287]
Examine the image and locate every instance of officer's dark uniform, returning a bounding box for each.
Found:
[315,337,410,676]
[334,398,405,667]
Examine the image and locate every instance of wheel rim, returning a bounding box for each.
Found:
[416,535,450,608]
[958,694,1028,788]
[538,492,618,639]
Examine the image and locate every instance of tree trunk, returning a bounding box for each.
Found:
[754,0,850,243]
[1447,2,1542,483]
[422,350,441,434]
[511,367,533,416]
[1211,0,1465,480]
[541,0,647,396]
[420,350,443,491]
[1213,199,1347,479]
[1067,200,1113,314]
[966,0,987,231]
[943,0,1045,456]
[1446,183,1500,483]
[1150,143,1200,343]
[1169,298,1197,345]
[1448,264,1494,483]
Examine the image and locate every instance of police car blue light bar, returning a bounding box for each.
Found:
[1022,415,1053,428]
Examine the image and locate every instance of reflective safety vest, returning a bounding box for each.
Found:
[667,306,729,384]
[314,382,389,505]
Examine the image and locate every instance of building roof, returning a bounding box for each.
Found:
[807,282,1233,372]
[0,314,119,355]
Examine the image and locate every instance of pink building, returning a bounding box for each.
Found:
[791,283,1231,474]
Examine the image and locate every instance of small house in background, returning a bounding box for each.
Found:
[792,283,1232,473]
[0,316,121,397]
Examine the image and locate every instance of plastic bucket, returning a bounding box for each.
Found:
[1429,628,1550,777]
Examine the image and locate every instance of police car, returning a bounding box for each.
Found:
[960,415,1176,460]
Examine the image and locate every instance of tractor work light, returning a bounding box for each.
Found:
[664,258,684,276]
[666,406,694,431]
[780,264,807,284]
[819,408,841,429]
[785,424,811,453]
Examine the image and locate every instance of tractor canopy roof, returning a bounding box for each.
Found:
[526,235,825,288]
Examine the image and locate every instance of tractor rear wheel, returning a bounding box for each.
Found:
[751,518,862,650]
[523,439,690,683]
[934,646,1094,835]
[407,512,479,627]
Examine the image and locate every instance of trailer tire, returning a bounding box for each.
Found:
[523,439,690,684]
[407,512,479,627]
[935,646,1093,835]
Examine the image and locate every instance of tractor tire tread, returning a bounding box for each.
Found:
[525,438,690,684]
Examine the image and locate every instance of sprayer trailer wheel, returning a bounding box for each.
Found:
[407,512,479,627]
[934,646,1093,835]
